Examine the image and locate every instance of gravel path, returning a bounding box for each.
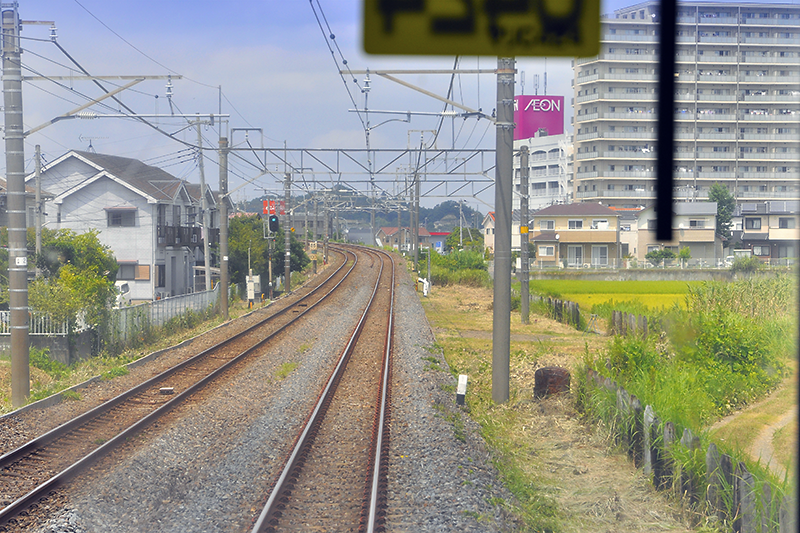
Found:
[21,253,518,532]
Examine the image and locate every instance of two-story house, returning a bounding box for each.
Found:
[26,150,229,302]
[377,227,432,251]
[736,201,800,262]
[530,203,621,268]
[636,202,722,265]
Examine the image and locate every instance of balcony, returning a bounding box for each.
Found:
[696,113,736,120]
[741,75,800,83]
[157,225,204,247]
[697,74,737,82]
[695,152,735,159]
[602,33,655,42]
[739,114,796,121]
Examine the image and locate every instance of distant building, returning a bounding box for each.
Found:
[635,202,723,264]
[573,1,800,209]
[733,200,800,261]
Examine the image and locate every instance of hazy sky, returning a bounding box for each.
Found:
[8,1,787,209]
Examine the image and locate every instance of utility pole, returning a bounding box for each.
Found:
[3,4,29,406]
[284,172,291,293]
[413,172,420,271]
[219,136,229,320]
[520,145,530,325]
[492,57,515,405]
[4,5,28,406]
[196,121,211,293]
[35,144,42,274]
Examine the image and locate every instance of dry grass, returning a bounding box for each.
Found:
[421,285,699,532]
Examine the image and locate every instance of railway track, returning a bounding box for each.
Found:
[0,247,358,528]
[252,246,395,533]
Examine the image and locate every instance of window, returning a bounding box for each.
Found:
[117,264,136,280]
[779,218,796,229]
[591,246,608,266]
[745,218,762,230]
[539,220,555,230]
[107,210,135,227]
[689,219,706,228]
[591,219,609,230]
[538,245,555,256]
[568,220,583,230]
[156,264,166,288]
[752,245,770,256]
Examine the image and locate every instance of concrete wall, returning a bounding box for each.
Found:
[0,330,94,365]
[528,269,734,282]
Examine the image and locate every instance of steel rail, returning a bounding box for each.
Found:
[0,248,356,526]
[251,246,391,533]
[364,248,395,533]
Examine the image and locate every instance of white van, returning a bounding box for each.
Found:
[114,281,131,307]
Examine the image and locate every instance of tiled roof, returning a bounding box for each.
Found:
[74,151,183,201]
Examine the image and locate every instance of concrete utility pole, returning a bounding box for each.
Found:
[284,173,291,293]
[492,57,515,405]
[3,4,29,406]
[520,145,530,325]
[34,144,42,273]
[196,122,211,293]
[413,172,420,270]
[219,136,229,320]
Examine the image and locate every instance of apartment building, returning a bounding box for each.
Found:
[513,133,573,211]
[572,1,800,209]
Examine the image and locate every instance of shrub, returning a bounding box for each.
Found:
[730,255,762,274]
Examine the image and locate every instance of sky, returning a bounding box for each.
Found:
[7,0,784,212]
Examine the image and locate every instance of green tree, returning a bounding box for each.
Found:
[444,227,484,252]
[708,182,735,240]
[645,248,676,267]
[27,228,117,327]
[677,247,691,268]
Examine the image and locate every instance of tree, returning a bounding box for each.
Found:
[677,247,691,268]
[708,182,735,240]
[645,248,676,267]
[444,227,484,252]
[27,228,117,327]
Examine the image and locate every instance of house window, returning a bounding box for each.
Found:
[156,264,166,288]
[568,220,583,230]
[647,220,657,231]
[117,264,136,280]
[745,218,762,230]
[779,217,796,229]
[173,205,182,226]
[591,219,609,230]
[752,245,770,256]
[540,220,555,230]
[591,246,608,266]
[108,210,136,227]
[647,245,660,254]
[538,245,555,256]
[689,219,706,228]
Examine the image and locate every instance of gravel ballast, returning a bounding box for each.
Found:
[20,257,518,532]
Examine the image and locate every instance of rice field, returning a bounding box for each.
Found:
[527,279,701,314]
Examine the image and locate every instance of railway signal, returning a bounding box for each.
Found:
[268,214,279,233]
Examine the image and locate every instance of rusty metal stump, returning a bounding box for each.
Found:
[534,367,571,399]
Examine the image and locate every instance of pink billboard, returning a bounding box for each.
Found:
[514,95,564,140]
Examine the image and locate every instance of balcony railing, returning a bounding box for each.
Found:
[157,225,205,247]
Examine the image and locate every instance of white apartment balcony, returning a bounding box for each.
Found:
[602,151,656,159]
[740,114,798,121]
[695,152,736,159]
[741,172,797,180]
[697,16,739,25]
[576,93,600,103]
[741,37,800,45]
[698,74,737,82]
[602,131,654,139]
[696,172,736,179]
[576,152,599,160]
[602,34,655,42]
[600,93,656,101]
[697,55,737,63]
[696,113,737,120]
[740,56,800,64]
[576,189,653,199]
[698,36,737,44]
[741,75,800,83]
[602,171,654,178]
[599,53,658,62]
[575,112,599,122]
[739,152,800,160]
[575,132,602,141]
[602,112,657,120]
[602,73,656,81]
[575,74,600,84]
[739,134,798,142]
[675,93,697,102]
[742,18,800,27]
[737,190,800,199]
[576,171,599,179]
[697,94,737,101]
[740,94,800,103]
[696,133,736,140]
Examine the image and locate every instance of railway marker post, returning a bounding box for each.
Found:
[456,374,468,406]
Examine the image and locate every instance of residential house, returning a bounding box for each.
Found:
[377,227,432,251]
[636,202,723,265]
[530,203,621,267]
[735,201,800,262]
[26,150,230,302]
[0,177,53,228]
[482,212,495,254]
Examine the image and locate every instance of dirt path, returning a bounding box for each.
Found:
[707,370,797,478]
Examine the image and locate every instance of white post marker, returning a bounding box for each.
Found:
[456,374,468,405]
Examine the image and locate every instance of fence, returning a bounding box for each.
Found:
[529,294,582,330]
[609,310,669,338]
[0,311,69,335]
[103,284,220,351]
[585,369,796,532]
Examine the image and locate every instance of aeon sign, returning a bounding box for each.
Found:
[514,95,564,140]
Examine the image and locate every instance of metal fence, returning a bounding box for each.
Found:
[0,311,69,336]
[105,284,220,349]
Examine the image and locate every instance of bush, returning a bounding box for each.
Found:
[730,255,762,274]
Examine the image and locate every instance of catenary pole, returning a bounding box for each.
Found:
[520,145,530,325]
[196,122,211,293]
[492,57,515,404]
[219,136,229,320]
[284,173,291,293]
[3,4,29,406]
[35,144,41,274]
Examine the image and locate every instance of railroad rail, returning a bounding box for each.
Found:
[0,248,357,528]
[252,245,395,533]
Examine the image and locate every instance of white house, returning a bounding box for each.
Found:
[26,150,230,302]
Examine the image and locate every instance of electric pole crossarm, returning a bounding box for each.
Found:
[24,78,144,137]
[22,75,182,81]
[377,73,494,123]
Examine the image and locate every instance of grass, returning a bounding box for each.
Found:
[274,362,298,380]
